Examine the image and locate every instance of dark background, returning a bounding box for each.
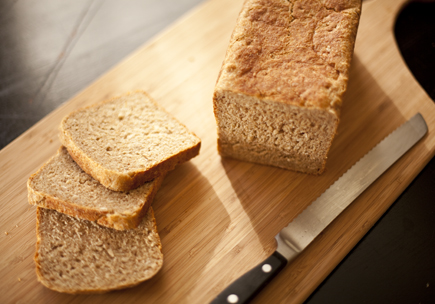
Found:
[306,1,435,303]
[0,0,434,303]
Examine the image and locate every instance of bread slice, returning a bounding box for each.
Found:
[28,146,164,230]
[35,207,163,294]
[59,91,201,191]
[213,0,361,174]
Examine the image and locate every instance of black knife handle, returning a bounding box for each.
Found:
[210,251,288,304]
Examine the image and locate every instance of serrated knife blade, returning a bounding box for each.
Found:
[211,113,428,304]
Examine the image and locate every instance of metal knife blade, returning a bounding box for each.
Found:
[211,113,428,304]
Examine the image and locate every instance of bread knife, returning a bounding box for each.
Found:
[211,113,428,304]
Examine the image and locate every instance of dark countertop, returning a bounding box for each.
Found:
[1,0,434,303]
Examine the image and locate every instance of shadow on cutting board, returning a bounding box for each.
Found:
[139,161,231,302]
[305,2,435,303]
[30,161,230,303]
[219,53,407,282]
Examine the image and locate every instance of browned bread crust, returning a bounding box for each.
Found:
[60,91,201,191]
[28,146,165,230]
[213,0,361,174]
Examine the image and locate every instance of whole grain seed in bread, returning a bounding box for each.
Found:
[213,0,361,174]
[28,146,164,230]
[60,91,201,191]
[35,207,163,294]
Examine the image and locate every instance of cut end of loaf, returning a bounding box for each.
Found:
[59,90,201,191]
[214,90,339,174]
[35,207,163,294]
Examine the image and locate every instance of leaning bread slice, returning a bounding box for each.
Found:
[35,207,163,294]
[60,91,201,191]
[28,146,165,230]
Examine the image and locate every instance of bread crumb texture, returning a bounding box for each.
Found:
[35,207,163,293]
[214,0,361,173]
[62,91,199,172]
[60,91,200,190]
[28,147,163,229]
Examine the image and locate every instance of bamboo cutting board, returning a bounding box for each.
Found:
[1,0,434,303]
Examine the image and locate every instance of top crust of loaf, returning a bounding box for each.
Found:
[215,0,361,113]
[60,91,201,191]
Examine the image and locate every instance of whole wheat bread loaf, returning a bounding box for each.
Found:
[28,146,164,230]
[60,91,201,191]
[213,0,361,174]
[35,207,163,294]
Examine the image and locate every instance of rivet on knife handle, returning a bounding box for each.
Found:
[210,113,428,304]
[210,251,288,304]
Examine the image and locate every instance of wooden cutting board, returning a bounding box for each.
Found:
[1,0,434,303]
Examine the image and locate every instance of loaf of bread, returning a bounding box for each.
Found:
[28,146,164,230]
[35,207,163,294]
[60,91,201,191]
[213,0,361,174]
